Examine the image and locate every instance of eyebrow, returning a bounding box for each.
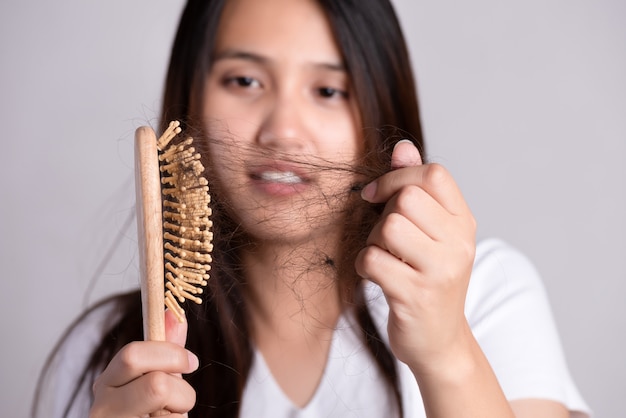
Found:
[213,49,346,72]
[214,49,267,64]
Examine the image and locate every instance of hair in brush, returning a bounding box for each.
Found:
[135,120,213,341]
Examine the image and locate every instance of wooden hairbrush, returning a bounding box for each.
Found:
[135,121,213,341]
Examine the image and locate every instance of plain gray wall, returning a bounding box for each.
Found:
[1,0,623,416]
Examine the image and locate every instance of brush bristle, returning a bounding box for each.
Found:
[156,121,213,322]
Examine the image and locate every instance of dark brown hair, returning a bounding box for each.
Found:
[34,1,424,417]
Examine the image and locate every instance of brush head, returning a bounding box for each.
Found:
[157,121,213,323]
[135,121,213,341]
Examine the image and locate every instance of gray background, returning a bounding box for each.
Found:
[1,0,624,416]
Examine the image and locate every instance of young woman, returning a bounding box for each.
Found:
[34,0,591,417]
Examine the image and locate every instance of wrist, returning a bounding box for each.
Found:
[408,322,480,386]
[406,325,514,418]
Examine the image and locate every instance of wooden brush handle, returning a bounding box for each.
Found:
[135,126,166,342]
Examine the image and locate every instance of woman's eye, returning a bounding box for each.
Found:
[318,87,347,99]
[226,76,260,88]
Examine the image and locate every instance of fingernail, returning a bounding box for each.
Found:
[361,181,377,202]
[186,350,199,372]
[394,139,414,150]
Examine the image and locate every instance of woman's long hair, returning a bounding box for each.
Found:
[34,1,424,417]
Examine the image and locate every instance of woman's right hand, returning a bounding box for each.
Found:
[89,310,199,417]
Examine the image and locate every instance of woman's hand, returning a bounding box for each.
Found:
[355,140,477,375]
[90,310,198,418]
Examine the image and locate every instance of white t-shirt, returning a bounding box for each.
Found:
[38,239,592,417]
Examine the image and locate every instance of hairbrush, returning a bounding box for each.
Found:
[134,121,213,341]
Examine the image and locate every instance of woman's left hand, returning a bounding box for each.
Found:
[355,140,477,375]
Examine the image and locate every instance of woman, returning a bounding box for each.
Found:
[34,0,590,417]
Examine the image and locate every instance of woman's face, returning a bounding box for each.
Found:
[203,0,363,243]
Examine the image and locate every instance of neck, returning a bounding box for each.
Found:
[241,236,344,341]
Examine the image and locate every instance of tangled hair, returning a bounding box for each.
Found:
[34,1,424,417]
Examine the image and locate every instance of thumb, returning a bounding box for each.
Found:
[155,310,194,417]
[391,139,422,169]
[164,308,188,348]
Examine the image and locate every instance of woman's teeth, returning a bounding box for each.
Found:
[259,171,303,184]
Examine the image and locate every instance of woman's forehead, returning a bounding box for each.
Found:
[214,0,342,64]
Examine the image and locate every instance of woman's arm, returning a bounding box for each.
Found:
[511,399,569,418]
[355,141,569,417]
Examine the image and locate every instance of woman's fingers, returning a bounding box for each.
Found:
[375,185,458,242]
[355,243,421,298]
[90,309,198,417]
[90,335,198,417]
[390,139,422,169]
[355,140,477,369]
[362,163,471,217]
[92,370,197,417]
[165,308,188,348]
[365,210,433,268]
[94,309,196,389]
[93,341,198,389]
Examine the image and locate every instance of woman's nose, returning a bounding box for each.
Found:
[256,95,307,149]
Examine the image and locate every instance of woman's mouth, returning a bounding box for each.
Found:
[249,164,311,196]
[256,170,303,184]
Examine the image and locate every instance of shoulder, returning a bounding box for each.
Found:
[471,237,542,288]
[465,238,546,322]
[466,239,591,416]
[59,291,141,360]
[34,291,141,418]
